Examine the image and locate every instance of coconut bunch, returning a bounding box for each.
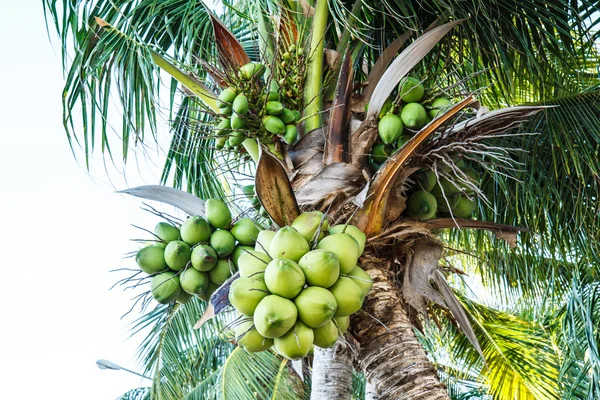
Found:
[368,75,452,172]
[214,61,302,150]
[229,211,372,360]
[135,199,261,305]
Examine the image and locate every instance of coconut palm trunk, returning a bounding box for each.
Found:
[365,382,379,400]
[310,343,354,400]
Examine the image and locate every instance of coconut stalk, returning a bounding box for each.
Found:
[310,343,354,400]
[303,0,329,132]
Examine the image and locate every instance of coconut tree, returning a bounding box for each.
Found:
[43,0,600,399]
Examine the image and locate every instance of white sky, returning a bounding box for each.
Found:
[0,1,185,398]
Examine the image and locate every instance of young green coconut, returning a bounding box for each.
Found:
[190,244,218,271]
[153,222,180,248]
[313,320,339,348]
[298,249,340,288]
[235,320,273,353]
[290,211,329,243]
[231,245,253,267]
[264,258,306,299]
[164,240,192,271]
[253,295,298,338]
[254,230,275,254]
[269,226,310,262]
[274,320,314,360]
[151,271,181,304]
[205,199,232,229]
[238,250,272,277]
[180,215,211,245]
[136,245,167,274]
[347,266,374,296]
[294,286,337,328]
[208,259,236,285]
[180,268,209,295]
[231,218,259,245]
[229,276,269,316]
[328,224,367,255]
[209,230,236,258]
[328,276,364,317]
[334,316,350,334]
[316,233,360,274]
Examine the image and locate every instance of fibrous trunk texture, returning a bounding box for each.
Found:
[353,262,450,400]
[310,342,353,400]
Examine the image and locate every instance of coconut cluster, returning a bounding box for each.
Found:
[214,61,302,150]
[135,199,260,305]
[230,212,372,360]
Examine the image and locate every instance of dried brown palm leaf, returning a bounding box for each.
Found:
[209,12,251,70]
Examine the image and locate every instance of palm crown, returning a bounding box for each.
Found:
[43,0,600,399]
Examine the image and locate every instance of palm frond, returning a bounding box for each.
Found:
[117,387,151,400]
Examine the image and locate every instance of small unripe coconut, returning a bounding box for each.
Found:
[205,199,232,229]
[180,268,209,295]
[154,222,180,247]
[264,258,306,299]
[231,218,259,246]
[283,125,298,144]
[208,259,236,285]
[398,76,425,103]
[151,272,181,304]
[328,225,366,255]
[406,191,437,220]
[199,281,219,301]
[280,108,296,125]
[294,287,337,328]
[231,245,254,267]
[235,320,273,352]
[217,87,237,108]
[209,230,236,258]
[274,321,314,360]
[291,212,329,243]
[316,233,359,274]
[136,245,167,274]
[397,134,412,149]
[176,290,193,304]
[254,230,276,254]
[164,241,192,271]
[229,276,269,316]
[458,168,480,193]
[400,102,428,129]
[180,216,211,245]
[371,143,392,165]
[191,244,218,272]
[329,277,364,317]
[347,266,373,296]
[263,116,285,135]
[415,170,437,192]
[429,97,451,118]
[269,226,310,262]
[298,250,340,288]
[232,94,249,115]
[253,295,298,338]
[436,193,461,213]
[313,320,339,348]
[451,195,477,218]
[334,316,350,334]
[239,62,265,80]
[238,250,271,277]
[431,178,461,197]
[378,113,404,144]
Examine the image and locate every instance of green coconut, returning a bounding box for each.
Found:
[190,244,218,272]
[180,216,211,245]
[280,108,296,125]
[238,250,272,277]
[164,241,192,271]
[151,272,181,304]
[263,116,286,135]
[458,168,480,193]
[208,259,236,285]
[217,87,237,108]
[378,98,393,119]
[264,258,306,299]
[180,268,209,295]
[232,94,249,115]
[291,211,329,243]
[136,245,167,274]
[451,195,477,218]
[231,245,254,267]
[235,320,273,352]
[229,276,269,316]
[298,249,340,288]
[274,321,314,360]
[406,191,438,220]
[316,233,359,274]
[347,266,373,296]
[205,199,232,229]
[431,177,461,197]
[313,320,339,348]
[253,295,298,338]
[414,170,437,192]
[209,230,236,258]
[199,281,219,301]
[269,226,310,262]
[153,222,180,247]
[242,184,255,198]
[436,193,461,213]
[294,287,337,328]
[327,225,366,255]
[239,62,265,80]
[398,76,425,103]
[334,316,350,334]
[283,125,298,144]
[231,218,259,246]
[429,97,451,118]
[378,113,404,144]
[371,143,392,165]
[400,102,428,129]
[397,134,412,149]
[176,290,193,304]
[255,230,276,254]
[329,277,364,317]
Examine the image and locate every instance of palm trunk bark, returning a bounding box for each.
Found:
[310,342,354,400]
[353,262,450,400]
